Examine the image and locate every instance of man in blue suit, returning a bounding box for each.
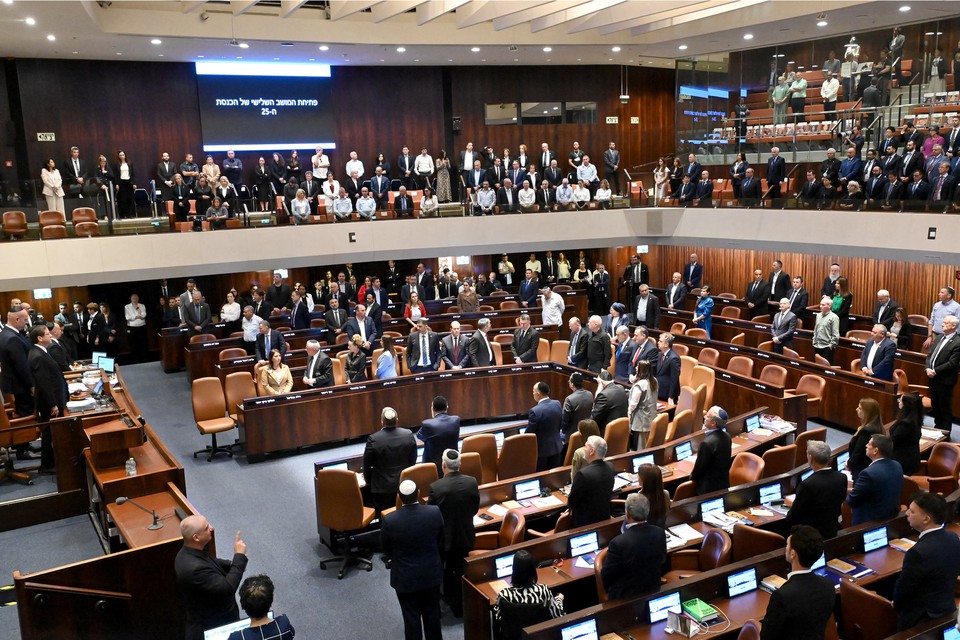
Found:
[518,269,539,307]
[847,434,903,525]
[693,170,714,207]
[526,382,563,471]
[684,153,702,181]
[683,253,703,289]
[860,324,897,381]
[417,396,460,473]
[344,304,377,355]
[370,165,391,210]
[288,290,310,330]
[838,146,863,193]
[767,147,787,202]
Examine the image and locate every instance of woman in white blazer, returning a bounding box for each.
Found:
[41,159,66,213]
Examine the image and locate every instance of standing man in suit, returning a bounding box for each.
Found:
[540,250,558,287]
[860,324,897,381]
[440,321,469,370]
[567,435,615,527]
[400,276,425,305]
[766,146,787,203]
[526,382,563,471]
[601,493,667,600]
[900,140,924,183]
[459,142,478,185]
[847,434,903,524]
[691,406,732,495]
[28,325,67,472]
[785,441,848,539]
[407,318,440,373]
[592,371,628,430]
[633,284,660,330]
[428,449,479,619]
[345,304,377,355]
[770,298,798,354]
[560,372,593,445]
[254,321,287,364]
[363,407,417,514]
[603,141,621,196]
[266,273,292,312]
[466,318,495,367]
[323,297,347,345]
[369,166,390,210]
[156,152,176,202]
[0,305,33,418]
[539,142,556,173]
[612,326,637,383]
[566,317,588,369]
[418,396,461,472]
[249,289,273,323]
[787,276,809,320]
[302,340,334,388]
[48,321,72,372]
[621,254,649,311]
[510,314,540,363]
[739,167,762,207]
[655,333,682,403]
[693,170,714,207]
[585,315,612,374]
[592,264,611,315]
[665,272,688,311]
[183,291,211,336]
[288,290,310,331]
[413,264,431,298]
[745,268,772,319]
[381,480,444,640]
[768,260,791,309]
[759,526,836,640]
[384,261,404,296]
[893,491,960,631]
[62,146,87,201]
[683,254,702,290]
[178,279,202,323]
[174,516,248,640]
[684,153,702,181]
[629,326,659,371]
[925,314,960,434]
[518,269,539,308]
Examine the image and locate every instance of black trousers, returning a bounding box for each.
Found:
[442,547,469,615]
[605,170,620,196]
[929,379,956,432]
[790,97,805,122]
[814,345,835,364]
[396,586,442,640]
[127,325,147,361]
[537,452,562,472]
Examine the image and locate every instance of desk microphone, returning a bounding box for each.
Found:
[115,496,164,530]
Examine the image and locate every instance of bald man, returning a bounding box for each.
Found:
[174,515,248,640]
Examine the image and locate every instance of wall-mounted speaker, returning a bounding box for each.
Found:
[452,116,461,132]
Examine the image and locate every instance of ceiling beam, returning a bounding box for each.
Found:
[370,0,428,24]
[328,1,380,21]
[596,0,731,35]
[230,0,260,16]
[529,0,625,33]
[492,0,583,31]
[416,0,471,26]
[629,0,767,36]
[180,0,208,14]
[456,1,541,29]
[566,0,707,33]
[278,0,308,19]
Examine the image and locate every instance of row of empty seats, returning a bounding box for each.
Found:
[2,208,100,240]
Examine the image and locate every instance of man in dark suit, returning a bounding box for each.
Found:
[249,289,273,322]
[691,406,732,495]
[302,340,334,388]
[0,305,34,418]
[633,284,660,329]
[683,254,703,289]
[396,146,416,191]
[893,491,960,631]
[683,153,702,181]
[323,297,348,346]
[847,434,903,525]
[924,315,960,433]
[254,321,287,363]
[518,270,539,308]
[345,304,377,355]
[174,515,248,640]
[860,324,897,381]
[785,441,847,539]
[629,326,659,371]
[767,260,791,307]
[872,290,899,329]
[363,407,417,513]
[904,169,930,210]
[62,146,88,198]
[369,167,390,210]
[820,264,841,300]
[612,326,637,383]
[770,298,798,354]
[486,157,505,190]
[428,449,479,618]
[380,480,444,640]
[440,321,469,370]
[797,170,823,208]
[600,493,667,600]
[585,315,612,374]
[535,180,554,211]
[592,371,628,431]
[540,251,559,286]
[786,276,809,319]
[676,174,695,205]
[566,317,588,368]
[510,314,540,363]
[560,372,593,443]
[288,290,310,331]
[266,273,292,311]
[929,160,957,212]
[156,152,176,201]
[745,269,771,319]
[400,275,426,304]
[28,325,67,471]
[182,291,211,336]
[664,272,689,311]
[544,160,563,189]
[567,435,615,527]
[759,525,835,640]
[393,185,415,218]
[466,318,495,367]
[621,254,649,309]
[739,167,762,207]
[538,143,556,173]
[900,140,924,183]
[301,170,321,208]
[465,160,485,191]
[417,396,460,473]
[693,170,714,207]
[526,382,563,471]
[407,318,441,373]
[655,333,681,402]
[495,178,518,213]
[48,322,72,372]
[766,146,787,202]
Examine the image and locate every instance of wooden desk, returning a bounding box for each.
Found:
[104,482,197,551]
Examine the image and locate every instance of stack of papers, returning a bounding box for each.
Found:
[531,495,564,508]
[889,538,916,552]
[668,523,705,542]
[67,398,97,412]
[921,428,946,441]
[487,504,509,517]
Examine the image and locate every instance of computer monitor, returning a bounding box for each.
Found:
[569,531,599,558]
[648,591,682,623]
[801,468,815,482]
[943,625,960,640]
[675,441,693,461]
[727,568,758,598]
[91,351,107,366]
[515,479,541,501]
[560,618,599,640]
[494,553,515,579]
[416,446,424,462]
[203,613,274,640]
[98,356,116,373]
[811,552,826,571]
[494,432,505,448]
[758,483,782,505]
[701,497,725,518]
[633,454,655,472]
[837,451,850,471]
[745,414,761,432]
[323,462,349,471]
[863,526,888,553]
[92,379,104,397]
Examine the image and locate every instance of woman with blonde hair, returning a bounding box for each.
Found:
[846,397,883,482]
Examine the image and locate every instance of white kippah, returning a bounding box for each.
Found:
[399,480,417,497]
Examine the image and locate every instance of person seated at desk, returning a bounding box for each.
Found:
[227,574,295,640]
[344,335,367,383]
[846,433,903,525]
[356,187,377,221]
[601,493,667,601]
[758,525,835,640]
[567,435,615,528]
[859,323,897,381]
[259,349,292,396]
[569,419,601,481]
[691,406,732,496]
[494,550,565,637]
[204,197,230,230]
[784,440,848,540]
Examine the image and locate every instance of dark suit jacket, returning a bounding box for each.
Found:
[393,194,415,216]
[28,346,67,419]
[250,300,273,321]
[633,295,660,328]
[925,333,960,387]
[893,526,960,630]
[407,330,441,370]
[665,283,689,309]
[785,468,848,539]
[183,302,212,335]
[694,180,713,206]
[345,316,377,344]
[496,187,519,211]
[510,327,541,363]
[860,337,897,381]
[683,262,703,288]
[428,472,480,552]
[174,546,249,640]
[466,169,486,189]
[400,283,426,304]
[767,155,787,184]
[631,340,659,371]
[381,503,444,592]
[872,300,900,328]
[526,398,563,460]
[566,328,588,368]
[768,270,792,301]
[62,157,88,191]
[759,572,836,640]
[48,340,72,372]
[568,459,615,528]
[745,280,772,317]
[684,161,703,180]
[592,383,628,430]
[847,457,904,524]
[288,300,310,330]
[739,177,762,205]
[560,388,594,437]
[363,426,417,496]
[586,330,612,374]
[486,165,505,187]
[691,428,732,495]
[518,278,539,305]
[441,333,469,368]
[304,350,334,388]
[770,310,798,347]
[466,331,494,367]
[787,288,809,317]
[613,340,638,382]
[323,307,348,344]
[655,349,681,402]
[601,523,667,600]
[544,166,563,187]
[254,330,287,362]
[0,325,33,394]
[900,151,924,179]
[418,413,461,472]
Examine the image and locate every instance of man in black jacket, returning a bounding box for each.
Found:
[784,441,847,539]
[302,340,334,388]
[265,273,292,311]
[0,305,33,418]
[591,371,628,431]
[509,314,540,363]
[254,321,287,364]
[745,269,772,319]
[585,315,611,374]
[28,325,67,471]
[600,494,666,600]
[566,317,588,368]
[363,407,417,513]
[690,406,732,495]
[567,435,615,527]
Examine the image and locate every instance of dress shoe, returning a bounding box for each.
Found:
[17,450,40,461]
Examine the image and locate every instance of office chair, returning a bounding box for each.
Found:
[191,377,235,461]
[315,468,375,579]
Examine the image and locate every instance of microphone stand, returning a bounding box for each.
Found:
[116,496,163,530]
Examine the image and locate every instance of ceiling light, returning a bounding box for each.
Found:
[552,106,559,110]
[611,46,621,52]
[2,1,14,5]
[46,34,55,41]
[24,16,35,25]
[543,46,552,52]
[158,54,164,57]
[678,45,688,51]
[470,47,480,52]
[511,117,517,121]
[899,5,909,11]
[396,47,405,52]
[543,110,548,114]
[238,42,249,49]
[414,59,419,62]
[151,38,161,45]
[514,58,518,62]
[817,20,828,27]
[280,42,294,47]
[743,34,753,40]
[197,55,204,59]
[318,45,329,51]
[448,59,453,62]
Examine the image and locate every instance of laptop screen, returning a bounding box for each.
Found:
[837,451,850,471]
[675,442,693,461]
[494,432,505,449]
[863,526,888,553]
[759,483,782,505]
[648,591,682,623]
[515,479,541,501]
[811,552,826,571]
[560,618,598,640]
[98,356,116,373]
[943,625,960,640]
[569,532,600,558]
[745,414,761,432]
[633,454,655,472]
[91,351,107,366]
[801,469,815,482]
[92,379,104,396]
[701,497,725,518]
[323,462,349,471]
[204,613,274,640]
[727,568,758,598]
[494,553,515,579]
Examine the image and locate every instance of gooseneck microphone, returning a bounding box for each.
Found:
[115,496,164,530]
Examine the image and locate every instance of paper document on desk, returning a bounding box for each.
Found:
[666,532,686,550]
[532,495,563,508]
[921,428,946,441]
[574,554,596,569]
[356,472,366,488]
[612,474,632,491]
[669,523,704,542]
[890,538,916,552]
[749,508,774,517]
[487,504,509,517]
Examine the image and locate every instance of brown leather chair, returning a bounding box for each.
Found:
[675,386,696,415]
[2,211,28,240]
[909,442,960,494]
[41,224,68,239]
[673,480,697,501]
[536,338,549,364]
[315,468,375,578]
[468,509,526,556]
[459,452,483,485]
[191,377,236,461]
[310,318,325,328]
[720,305,742,319]
[645,413,669,448]
[762,444,797,478]
[759,364,788,387]
[331,357,346,385]
[815,354,836,368]
[846,329,872,342]
[492,334,513,345]
[685,328,708,339]
[553,285,572,292]
[603,417,630,457]
[729,452,765,486]
[593,546,610,602]
[726,355,754,378]
[395,463,439,508]
[899,475,922,512]
[839,578,897,640]
[670,322,686,335]
[717,293,737,299]
[793,427,827,467]
[672,343,689,357]
[478,305,495,312]
[757,341,774,352]
[663,528,732,581]
[563,431,583,466]
[490,290,509,297]
[446,306,459,313]
[894,368,932,410]
[690,366,715,411]
[461,434,498,484]
[786,375,827,419]
[697,348,719,368]
[218,347,248,361]
[497,434,538,480]
[752,314,771,324]
[679,355,697,389]
[737,619,761,640]
[74,221,100,237]
[223,371,256,422]
[731,523,785,561]
[666,409,694,442]
[189,333,217,344]
[71,207,97,224]
[730,332,746,345]
[527,511,572,539]
[39,210,65,228]
[0,408,41,484]
[490,342,504,366]
[549,340,570,365]
[499,300,519,311]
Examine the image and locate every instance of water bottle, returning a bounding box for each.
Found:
[125,457,137,477]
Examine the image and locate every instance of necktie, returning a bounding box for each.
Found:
[790,290,797,305]
[932,335,952,365]
[420,334,428,366]
[265,334,270,354]
[309,354,317,378]
[935,176,944,199]
[568,332,578,359]
[75,159,80,176]
[453,338,459,364]
[195,304,200,320]
[632,344,641,366]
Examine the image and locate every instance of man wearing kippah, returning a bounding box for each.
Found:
[690,406,732,495]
